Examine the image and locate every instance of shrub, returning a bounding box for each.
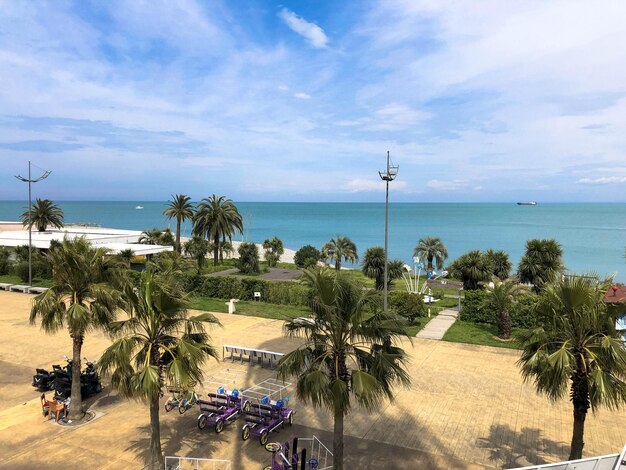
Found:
[13,261,30,282]
[241,278,269,300]
[262,237,284,268]
[266,282,311,306]
[389,291,425,323]
[0,247,10,275]
[460,289,539,329]
[294,245,321,269]
[237,242,260,274]
[459,289,494,323]
[510,293,539,328]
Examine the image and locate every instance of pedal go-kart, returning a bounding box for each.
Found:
[164,385,199,414]
[241,396,294,445]
[197,387,249,433]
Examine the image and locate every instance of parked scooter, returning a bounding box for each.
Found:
[53,357,103,400]
[32,357,71,391]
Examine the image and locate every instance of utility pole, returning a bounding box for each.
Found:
[15,161,51,286]
[378,151,398,313]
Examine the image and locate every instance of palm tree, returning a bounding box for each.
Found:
[517,276,626,460]
[485,278,526,339]
[183,236,211,273]
[485,249,512,280]
[139,228,175,247]
[413,237,448,272]
[518,238,564,291]
[448,250,493,290]
[30,237,122,421]
[192,195,243,266]
[278,268,411,470]
[21,198,64,232]
[262,236,284,267]
[361,246,404,290]
[219,240,233,263]
[321,236,358,271]
[117,248,135,268]
[98,269,220,470]
[163,194,194,253]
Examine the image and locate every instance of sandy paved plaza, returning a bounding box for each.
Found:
[0,290,624,469]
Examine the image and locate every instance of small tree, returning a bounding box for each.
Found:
[389,291,425,323]
[361,246,403,290]
[262,236,284,267]
[517,276,626,460]
[321,236,358,271]
[184,236,211,273]
[294,245,321,269]
[237,242,260,274]
[414,237,448,271]
[485,278,526,339]
[448,250,493,290]
[485,249,512,280]
[163,194,194,253]
[518,238,564,291]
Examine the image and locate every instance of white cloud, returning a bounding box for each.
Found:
[279,8,329,49]
[578,176,626,185]
[294,92,311,100]
[344,178,409,192]
[426,179,468,191]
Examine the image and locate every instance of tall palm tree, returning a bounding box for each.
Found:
[163,194,194,253]
[448,250,493,290]
[321,236,358,271]
[21,198,64,232]
[517,276,626,460]
[361,246,404,290]
[278,268,411,470]
[30,237,122,421]
[485,278,526,339]
[413,237,448,272]
[183,236,211,273]
[485,249,512,280]
[192,195,243,266]
[518,238,564,291]
[98,269,220,470]
[262,236,284,267]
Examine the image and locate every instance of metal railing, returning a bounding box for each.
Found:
[297,436,333,470]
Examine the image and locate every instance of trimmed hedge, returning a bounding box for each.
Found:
[188,275,311,307]
[460,289,539,328]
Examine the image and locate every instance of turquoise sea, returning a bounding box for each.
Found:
[1,201,625,281]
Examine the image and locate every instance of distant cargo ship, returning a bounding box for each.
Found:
[517,201,537,206]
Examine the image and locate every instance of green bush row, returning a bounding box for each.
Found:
[459,289,539,328]
[183,274,312,306]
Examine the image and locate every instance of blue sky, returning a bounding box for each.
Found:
[0,0,625,202]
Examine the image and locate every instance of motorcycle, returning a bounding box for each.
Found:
[53,357,103,400]
[32,357,71,391]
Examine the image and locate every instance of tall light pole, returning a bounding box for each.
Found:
[15,161,51,287]
[379,151,398,313]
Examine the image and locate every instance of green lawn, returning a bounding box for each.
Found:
[0,274,53,288]
[442,321,523,349]
[190,297,310,321]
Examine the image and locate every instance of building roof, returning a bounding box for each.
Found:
[605,285,626,304]
[0,224,173,256]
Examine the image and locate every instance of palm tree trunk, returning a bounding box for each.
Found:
[149,392,163,469]
[569,367,589,460]
[497,308,512,339]
[175,218,181,253]
[69,334,83,421]
[333,407,344,470]
[213,234,219,266]
[427,255,433,272]
[335,258,341,271]
[569,407,587,460]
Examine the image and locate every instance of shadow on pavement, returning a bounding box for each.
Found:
[477,424,566,468]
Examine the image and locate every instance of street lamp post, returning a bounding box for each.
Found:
[379,151,398,313]
[15,161,51,287]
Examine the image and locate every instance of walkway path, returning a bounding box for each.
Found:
[416,308,459,340]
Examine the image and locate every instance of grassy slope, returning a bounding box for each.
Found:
[190,297,310,321]
[442,321,522,350]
